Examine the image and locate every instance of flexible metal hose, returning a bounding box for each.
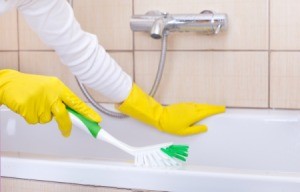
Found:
[149,31,168,97]
[76,32,168,118]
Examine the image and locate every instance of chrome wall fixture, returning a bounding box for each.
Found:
[130,10,228,39]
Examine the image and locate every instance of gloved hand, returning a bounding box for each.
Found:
[0,69,101,137]
[117,84,225,136]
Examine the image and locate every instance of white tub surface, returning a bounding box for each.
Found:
[1,105,300,192]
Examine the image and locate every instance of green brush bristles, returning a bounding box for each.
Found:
[160,145,189,162]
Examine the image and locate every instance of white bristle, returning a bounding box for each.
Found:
[133,149,183,168]
[144,154,150,167]
[150,152,160,167]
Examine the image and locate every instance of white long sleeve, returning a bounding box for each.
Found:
[0,0,132,103]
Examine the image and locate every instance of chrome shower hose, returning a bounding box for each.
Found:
[76,32,168,118]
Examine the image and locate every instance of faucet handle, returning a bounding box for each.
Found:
[200,10,215,14]
[146,10,166,16]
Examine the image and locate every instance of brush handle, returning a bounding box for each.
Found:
[67,108,135,155]
[67,107,101,138]
[97,129,135,155]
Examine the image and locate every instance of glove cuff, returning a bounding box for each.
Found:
[116,84,163,129]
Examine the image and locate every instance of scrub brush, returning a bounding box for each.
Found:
[67,107,189,168]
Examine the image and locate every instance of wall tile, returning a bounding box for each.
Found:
[135,51,269,107]
[271,52,300,109]
[134,0,268,50]
[0,10,18,50]
[19,0,132,50]
[270,0,300,50]
[19,51,133,103]
[18,14,51,50]
[1,177,132,192]
[0,52,18,70]
[18,0,134,51]
[73,0,133,51]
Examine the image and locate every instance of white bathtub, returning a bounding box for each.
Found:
[1,105,300,192]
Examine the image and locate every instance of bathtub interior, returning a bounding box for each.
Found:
[1,105,300,173]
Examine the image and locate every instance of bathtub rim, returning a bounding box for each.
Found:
[1,152,300,192]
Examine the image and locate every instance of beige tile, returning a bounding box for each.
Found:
[270,0,300,50]
[0,10,18,50]
[271,52,300,109]
[73,0,133,51]
[18,13,51,50]
[0,52,18,70]
[1,177,132,192]
[18,0,133,51]
[135,51,268,108]
[19,51,133,103]
[134,0,268,50]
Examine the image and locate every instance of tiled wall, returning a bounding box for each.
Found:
[1,177,133,192]
[1,0,300,109]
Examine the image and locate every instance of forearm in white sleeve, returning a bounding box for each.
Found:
[15,0,132,103]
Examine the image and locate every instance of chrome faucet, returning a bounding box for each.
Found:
[131,10,228,39]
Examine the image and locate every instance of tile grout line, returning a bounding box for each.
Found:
[268,0,271,109]
[132,0,136,82]
[12,49,300,52]
[17,10,20,71]
[6,49,300,52]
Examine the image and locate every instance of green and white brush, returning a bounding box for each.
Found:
[67,107,189,168]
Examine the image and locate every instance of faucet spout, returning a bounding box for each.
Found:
[150,12,170,39]
[150,17,165,39]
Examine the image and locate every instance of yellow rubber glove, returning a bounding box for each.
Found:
[0,69,101,137]
[117,84,225,136]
